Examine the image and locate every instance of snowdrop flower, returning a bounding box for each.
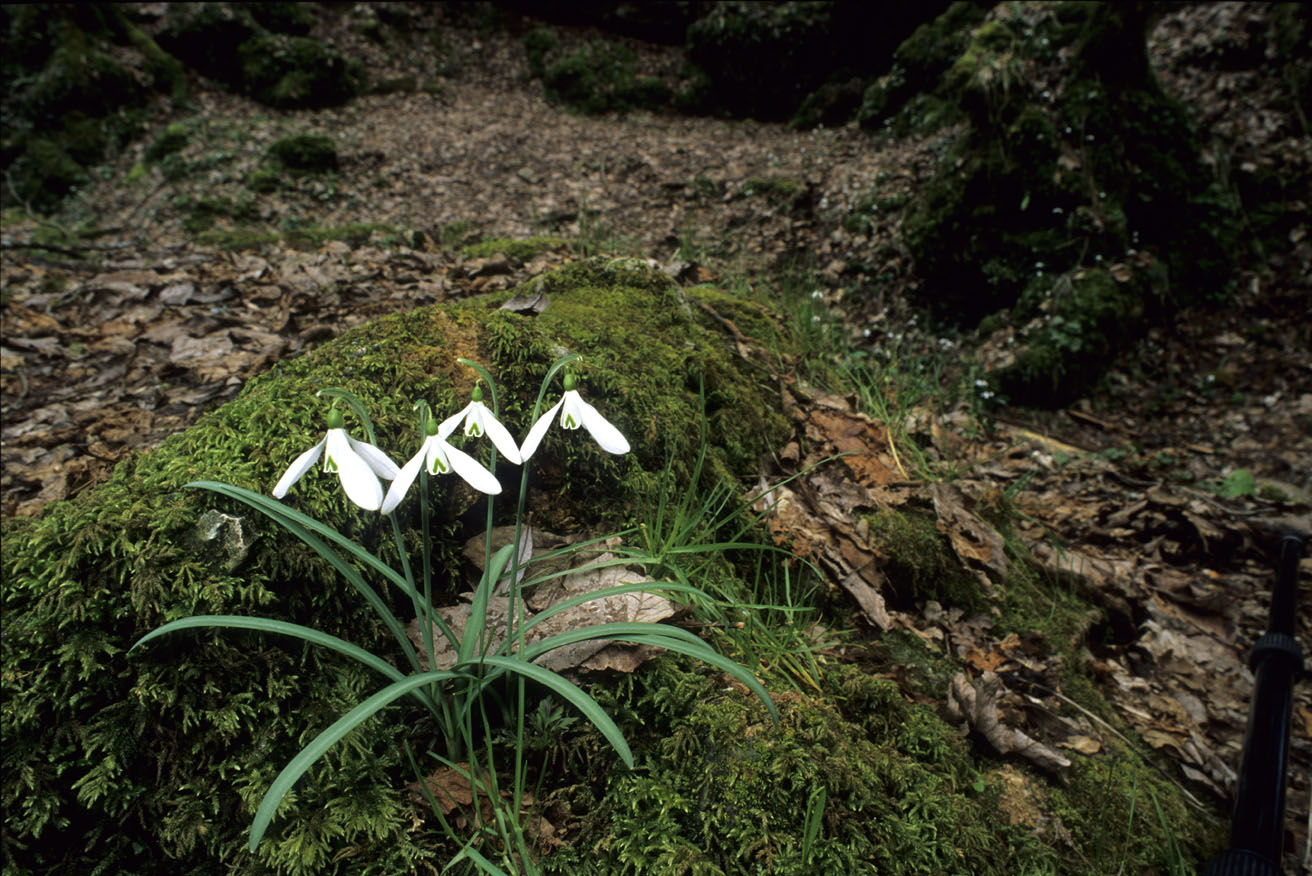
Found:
[439,384,522,465]
[381,415,501,514]
[272,408,400,511]
[519,374,630,461]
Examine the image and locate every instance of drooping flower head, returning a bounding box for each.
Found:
[381,411,502,514]
[272,407,400,511]
[519,373,631,461]
[439,383,523,465]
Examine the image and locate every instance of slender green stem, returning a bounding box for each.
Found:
[503,352,578,857]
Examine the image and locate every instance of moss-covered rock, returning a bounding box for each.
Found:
[1,4,183,212]
[530,36,673,115]
[460,235,567,261]
[156,3,363,110]
[237,31,365,110]
[887,2,1240,405]
[541,655,1216,875]
[0,257,790,875]
[266,133,339,175]
[684,2,945,123]
[856,0,987,132]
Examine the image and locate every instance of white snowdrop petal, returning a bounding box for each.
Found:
[444,442,503,495]
[380,447,426,515]
[272,438,325,498]
[559,391,586,430]
[348,436,400,480]
[518,398,563,461]
[576,397,631,454]
[438,409,466,439]
[480,410,523,464]
[327,433,384,510]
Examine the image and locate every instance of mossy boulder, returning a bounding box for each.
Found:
[1,4,183,212]
[540,654,1216,875]
[237,31,365,110]
[246,133,339,193]
[527,34,674,115]
[156,3,363,110]
[887,2,1240,404]
[683,2,946,122]
[856,0,987,132]
[0,258,790,876]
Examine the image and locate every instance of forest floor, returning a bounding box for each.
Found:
[1,3,1309,871]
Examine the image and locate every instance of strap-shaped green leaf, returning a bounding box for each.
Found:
[520,622,778,722]
[130,615,442,713]
[249,670,465,850]
[459,543,516,664]
[463,656,634,769]
[188,481,441,664]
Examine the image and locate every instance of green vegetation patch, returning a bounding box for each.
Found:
[246,133,338,193]
[194,221,397,251]
[542,655,1215,875]
[156,3,363,110]
[1,257,792,875]
[866,508,987,612]
[530,35,672,115]
[884,2,1241,405]
[1,4,185,212]
[460,235,568,261]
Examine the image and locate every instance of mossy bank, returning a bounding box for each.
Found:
[2,256,1220,874]
[0,258,787,875]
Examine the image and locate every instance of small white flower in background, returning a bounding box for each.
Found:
[382,415,501,514]
[272,407,400,511]
[519,373,631,461]
[439,384,523,465]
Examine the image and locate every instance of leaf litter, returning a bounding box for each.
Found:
[2,2,1310,869]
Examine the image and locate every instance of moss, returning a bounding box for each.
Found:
[857,1,988,131]
[1,258,793,875]
[247,2,315,37]
[459,235,568,261]
[998,265,1153,406]
[194,221,398,251]
[892,2,1240,404]
[244,133,338,193]
[155,4,362,111]
[738,177,807,211]
[866,509,987,612]
[238,32,365,109]
[145,122,191,164]
[538,40,672,115]
[790,76,866,130]
[684,2,932,123]
[543,652,1216,875]
[266,133,338,174]
[523,26,560,80]
[1,4,179,211]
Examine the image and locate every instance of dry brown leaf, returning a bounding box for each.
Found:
[931,482,1007,587]
[407,551,674,674]
[945,671,1071,772]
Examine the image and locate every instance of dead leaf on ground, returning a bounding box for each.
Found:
[945,671,1071,772]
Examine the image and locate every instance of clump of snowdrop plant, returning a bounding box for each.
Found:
[133,354,775,875]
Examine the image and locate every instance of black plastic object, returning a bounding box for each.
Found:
[1202,531,1306,876]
